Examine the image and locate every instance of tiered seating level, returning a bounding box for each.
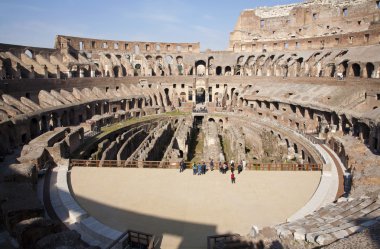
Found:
[275,196,380,245]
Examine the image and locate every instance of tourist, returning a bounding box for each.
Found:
[237,162,243,174]
[202,161,207,174]
[218,160,222,173]
[197,162,202,175]
[242,159,247,170]
[192,162,197,175]
[210,159,214,171]
[179,159,185,173]
[231,172,236,184]
[222,162,228,174]
[230,161,235,173]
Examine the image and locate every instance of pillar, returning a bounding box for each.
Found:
[79,68,84,78]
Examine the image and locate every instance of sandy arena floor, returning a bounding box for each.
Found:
[70,168,321,249]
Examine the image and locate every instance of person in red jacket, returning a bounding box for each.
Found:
[231,172,236,184]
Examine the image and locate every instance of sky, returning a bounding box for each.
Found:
[0,0,302,51]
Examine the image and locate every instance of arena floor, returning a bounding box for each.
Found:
[70,168,321,249]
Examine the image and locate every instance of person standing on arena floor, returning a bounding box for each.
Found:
[180,159,185,173]
[192,162,197,175]
[197,162,202,175]
[223,162,228,174]
[202,161,207,174]
[210,159,214,171]
[237,161,243,174]
[231,172,236,184]
[230,160,235,173]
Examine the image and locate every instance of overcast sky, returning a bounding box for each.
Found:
[0,0,301,51]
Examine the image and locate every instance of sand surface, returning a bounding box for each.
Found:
[70,168,321,249]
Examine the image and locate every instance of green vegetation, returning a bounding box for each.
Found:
[163,110,191,116]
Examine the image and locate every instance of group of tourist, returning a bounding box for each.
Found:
[179,159,247,184]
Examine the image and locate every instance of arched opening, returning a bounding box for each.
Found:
[24,49,33,59]
[294,143,298,154]
[225,66,232,75]
[176,56,184,75]
[234,65,241,75]
[195,88,206,104]
[164,88,171,105]
[113,66,119,78]
[352,63,361,77]
[134,64,141,76]
[30,118,40,139]
[361,123,370,143]
[285,139,290,148]
[216,66,222,76]
[195,60,206,76]
[208,118,215,122]
[340,61,349,77]
[366,63,374,78]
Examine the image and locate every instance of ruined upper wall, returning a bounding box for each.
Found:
[55,35,201,54]
[230,0,380,51]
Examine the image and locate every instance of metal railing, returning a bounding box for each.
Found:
[106,229,155,249]
[71,159,322,171]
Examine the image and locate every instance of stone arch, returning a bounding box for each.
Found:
[225,66,232,76]
[216,66,222,76]
[365,63,375,78]
[294,143,298,154]
[351,63,361,77]
[24,49,33,59]
[338,60,349,77]
[164,88,170,105]
[113,66,120,78]
[134,64,141,76]
[195,60,206,76]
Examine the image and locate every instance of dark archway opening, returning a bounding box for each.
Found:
[366,63,374,78]
[352,63,361,77]
[216,66,222,76]
[195,88,206,104]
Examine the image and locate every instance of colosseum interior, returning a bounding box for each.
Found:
[0,0,380,249]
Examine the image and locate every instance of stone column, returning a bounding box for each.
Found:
[134,99,138,109]
[91,69,95,78]
[67,71,72,79]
